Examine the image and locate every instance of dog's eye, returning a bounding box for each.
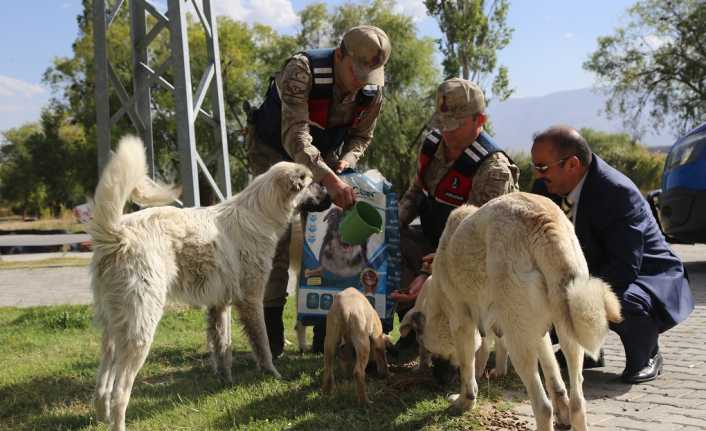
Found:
[299,174,306,181]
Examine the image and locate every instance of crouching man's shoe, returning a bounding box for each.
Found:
[621,351,663,384]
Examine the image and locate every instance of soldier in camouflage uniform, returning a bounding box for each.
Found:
[247,25,391,357]
[392,78,520,351]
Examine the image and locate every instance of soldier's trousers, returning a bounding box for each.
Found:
[247,133,291,357]
[247,133,292,309]
[397,224,435,346]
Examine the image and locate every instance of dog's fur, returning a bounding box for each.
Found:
[401,193,621,431]
[401,275,510,381]
[321,287,390,403]
[89,136,312,431]
[401,208,509,379]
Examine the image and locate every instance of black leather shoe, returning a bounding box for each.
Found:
[555,348,605,370]
[311,322,326,354]
[621,352,663,384]
[263,306,284,359]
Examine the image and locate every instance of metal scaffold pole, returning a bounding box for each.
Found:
[93,0,231,207]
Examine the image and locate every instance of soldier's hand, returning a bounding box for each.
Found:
[334,160,350,174]
[391,272,428,303]
[390,290,415,303]
[321,173,356,209]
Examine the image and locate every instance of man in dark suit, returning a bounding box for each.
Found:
[531,125,694,384]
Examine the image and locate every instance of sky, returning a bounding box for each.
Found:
[0,0,639,133]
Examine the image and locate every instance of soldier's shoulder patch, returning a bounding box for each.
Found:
[280,60,312,101]
[421,128,441,156]
[488,169,511,181]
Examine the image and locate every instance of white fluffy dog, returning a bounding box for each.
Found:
[89,136,312,431]
[401,193,622,431]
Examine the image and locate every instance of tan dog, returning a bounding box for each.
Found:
[321,287,390,403]
[401,193,622,431]
[401,206,509,379]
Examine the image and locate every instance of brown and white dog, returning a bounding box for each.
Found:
[321,287,390,403]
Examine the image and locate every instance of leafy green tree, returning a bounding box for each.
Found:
[0,107,95,215]
[581,128,665,192]
[507,151,534,192]
[424,0,514,103]
[0,124,45,215]
[297,3,331,49]
[584,0,706,137]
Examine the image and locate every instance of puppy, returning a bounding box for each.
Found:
[321,287,390,403]
[400,279,508,380]
[89,136,312,431]
[305,208,369,278]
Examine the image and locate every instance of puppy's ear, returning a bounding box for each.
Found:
[400,310,424,337]
[383,334,394,350]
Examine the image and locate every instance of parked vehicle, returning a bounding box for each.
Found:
[649,123,706,244]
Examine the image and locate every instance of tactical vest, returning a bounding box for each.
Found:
[418,129,507,245]
[251,48,378,159]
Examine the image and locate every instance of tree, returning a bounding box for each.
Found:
[424,0,514,103]
[584,0,706,137]
[0,107,95,215]
[297,3,331,49]
[0,124,45,215]
[581,128,665,192]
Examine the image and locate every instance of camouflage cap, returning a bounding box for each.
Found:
[342,25,391,86]
[435,78,486,131]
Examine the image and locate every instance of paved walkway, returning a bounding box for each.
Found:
[512,244,706,430]
[1,245,704,430]
[0,253,92,306]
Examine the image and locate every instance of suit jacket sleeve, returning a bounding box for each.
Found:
[591,188,646,292]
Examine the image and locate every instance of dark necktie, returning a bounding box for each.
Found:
[561,196,573,219]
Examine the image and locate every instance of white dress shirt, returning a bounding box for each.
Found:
[564,171,589,224]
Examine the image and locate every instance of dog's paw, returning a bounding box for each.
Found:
[266,367,282,379]
[93,395,111,423]
[487,367,507,379]
[357,396,373,406]
[448,393,475,412]
[218,370,234,386]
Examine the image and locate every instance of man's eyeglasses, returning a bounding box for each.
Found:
[532,157,568,173]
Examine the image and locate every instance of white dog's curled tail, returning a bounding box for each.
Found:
[89,135,179,244]
[564,277,623,358]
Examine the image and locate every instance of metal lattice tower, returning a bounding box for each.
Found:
[93,0,231,207]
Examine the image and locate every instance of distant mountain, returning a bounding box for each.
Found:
[486,87,678,153]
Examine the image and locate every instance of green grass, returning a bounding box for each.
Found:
[0,303,527,431]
